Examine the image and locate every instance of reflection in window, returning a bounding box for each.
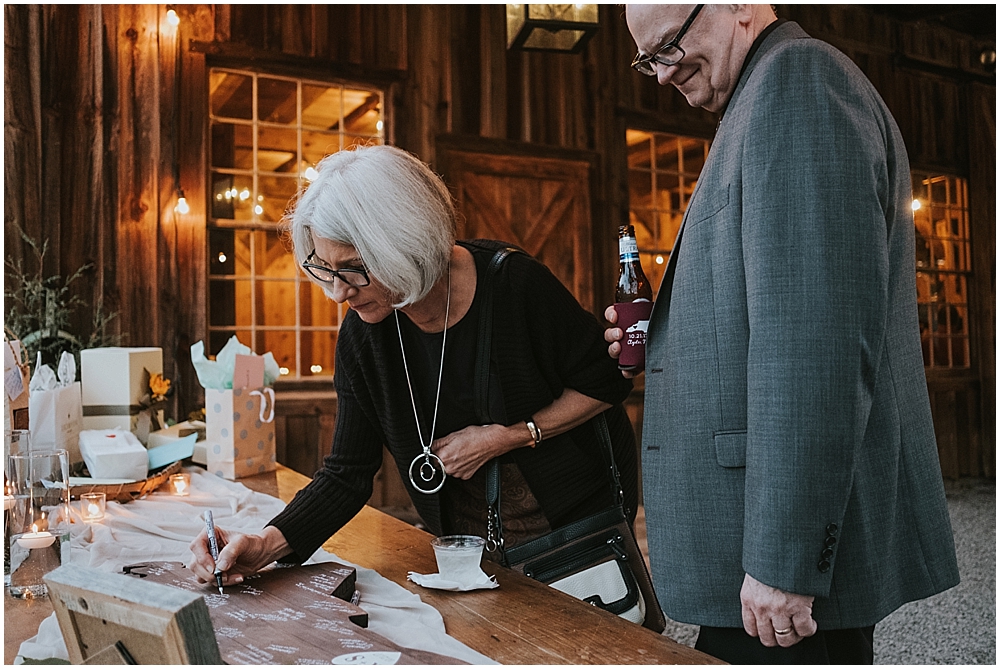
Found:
[208,68,384,379]
[912,172,970,369]
[626,130,710,298]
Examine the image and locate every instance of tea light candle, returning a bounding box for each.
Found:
[17,523,55,549]
[169,473,191,496]
[81,492,106,522]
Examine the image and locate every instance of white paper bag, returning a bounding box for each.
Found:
[205,387,276,480]
[29,382,84,463]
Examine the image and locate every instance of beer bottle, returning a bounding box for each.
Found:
[614,224,653,371]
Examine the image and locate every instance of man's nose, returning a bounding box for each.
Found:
[656,62,680,86]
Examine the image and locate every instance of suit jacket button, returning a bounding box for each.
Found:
[821,547,834,559]
[825,536,837,547]
[818,560,831,573]
[826,523,838,535]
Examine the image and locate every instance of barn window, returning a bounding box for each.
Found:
[912,172,971,369]
[626,130,711,298]
[207,68,384,379]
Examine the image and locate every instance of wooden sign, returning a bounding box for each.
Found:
[44,564,224,665]
[124,561,462,665]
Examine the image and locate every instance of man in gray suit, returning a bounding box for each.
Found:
[605,4,960,664]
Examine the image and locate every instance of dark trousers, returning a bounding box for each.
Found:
[695,625,875,665]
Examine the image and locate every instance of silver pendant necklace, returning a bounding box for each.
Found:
[396,262,451,494]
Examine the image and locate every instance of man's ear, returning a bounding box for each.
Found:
[731,4,754,26]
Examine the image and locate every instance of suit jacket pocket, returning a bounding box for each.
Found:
[685,183,730,230]
[714,430,746,468]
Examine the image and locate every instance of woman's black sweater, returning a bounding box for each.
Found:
[269,240,637,561]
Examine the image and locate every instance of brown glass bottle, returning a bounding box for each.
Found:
[614,225,654,371]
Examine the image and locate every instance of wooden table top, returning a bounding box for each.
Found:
[4,465,721,665]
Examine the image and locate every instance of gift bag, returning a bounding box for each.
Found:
[28,352,84,463]
[205,387,276,480]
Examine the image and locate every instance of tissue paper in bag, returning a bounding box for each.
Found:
[79,429,149,481]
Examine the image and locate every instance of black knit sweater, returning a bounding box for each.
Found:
[268,240,637,562]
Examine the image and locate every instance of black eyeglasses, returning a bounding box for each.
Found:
[302,250,371,287]
[631,4,705,76]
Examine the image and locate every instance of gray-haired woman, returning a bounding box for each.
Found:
[189,145,638,583]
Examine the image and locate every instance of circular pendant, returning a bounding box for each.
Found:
[408,452,446,494]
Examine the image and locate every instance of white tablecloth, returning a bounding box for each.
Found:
[15,467,494,665]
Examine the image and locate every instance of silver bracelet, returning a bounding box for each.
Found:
[525,418,542,448]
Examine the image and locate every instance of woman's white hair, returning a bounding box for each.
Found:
[284,145,456,307]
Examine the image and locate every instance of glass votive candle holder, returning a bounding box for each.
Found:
[81,492,106,522]
[9,526,70,598]
[169,472,191,496]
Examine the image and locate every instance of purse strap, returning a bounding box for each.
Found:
[473,248,626,564]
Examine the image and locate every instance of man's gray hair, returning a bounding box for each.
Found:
[284,145,456,307]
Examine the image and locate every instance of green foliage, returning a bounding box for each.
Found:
[4,229,122,369]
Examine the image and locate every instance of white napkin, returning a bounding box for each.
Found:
[407,570,498,591]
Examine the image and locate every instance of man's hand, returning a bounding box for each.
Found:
[603,305,636,379]
[740,573,818,647]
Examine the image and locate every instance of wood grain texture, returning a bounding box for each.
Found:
[247,467,723,665]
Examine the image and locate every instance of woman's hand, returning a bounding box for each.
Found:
[188,525,290,586]
[432,424,519,480]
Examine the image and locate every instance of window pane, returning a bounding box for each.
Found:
[257,281,297,326]
[258,176,299,223]
[210,71,252,120]
[258,77,297,124]
[211,173,254,221]
[211,123,253,170]
[209,279,251,327]
[257,331,296,376]
[629,170,652,209]
[210,330,252,357]
[301,331,337,378]
[300,282,340,327]
[342,90,381,135]
[303,130,340,165]
[627,130,652,170]
[681,138,706,174]
[660,212,682,253]
[257,126,298,173]
[655,172,680,212]
[302,84,341,129]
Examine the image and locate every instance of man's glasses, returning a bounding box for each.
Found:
[302,250,371,287]
[631,4,705,76]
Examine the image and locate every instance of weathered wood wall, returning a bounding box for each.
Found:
[4,4,993,479]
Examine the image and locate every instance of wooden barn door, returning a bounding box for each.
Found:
[437,138,597,311]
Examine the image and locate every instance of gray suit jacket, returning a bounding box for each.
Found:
[642,22,960,628]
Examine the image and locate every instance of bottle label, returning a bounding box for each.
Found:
[619,237,639,261]
[614,300,654,370]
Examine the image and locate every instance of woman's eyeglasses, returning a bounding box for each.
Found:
[302,250,371,287]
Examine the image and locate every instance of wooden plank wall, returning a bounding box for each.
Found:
[4,4,993,478]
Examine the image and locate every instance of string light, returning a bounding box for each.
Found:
[217,252,227,263]
[911,199,922,211]
[174,189,190,215]
[310,365,323,374]
[304,166,319,181]
[166,8,180,27]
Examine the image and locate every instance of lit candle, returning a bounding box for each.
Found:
[81,492,106,522]
[169,473,191,497]
[16,523,55,549]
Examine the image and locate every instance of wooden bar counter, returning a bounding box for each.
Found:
[4,465,721,665]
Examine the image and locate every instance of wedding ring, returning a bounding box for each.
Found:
[774,627,793,636]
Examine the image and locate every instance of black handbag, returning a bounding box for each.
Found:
[473,243,666,633]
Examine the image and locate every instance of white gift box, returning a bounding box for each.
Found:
[80,347,162,432]
[78,429,149,481]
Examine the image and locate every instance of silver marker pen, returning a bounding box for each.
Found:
[204,510,225,595]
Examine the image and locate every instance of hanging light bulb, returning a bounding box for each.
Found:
[166,8,180,27]
[304,166,319,181]
[174,189,190,215]
[911,199,922,211]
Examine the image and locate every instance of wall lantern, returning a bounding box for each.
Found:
[506,4,599,53]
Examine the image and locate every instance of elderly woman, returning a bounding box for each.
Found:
[189,145,637,581]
